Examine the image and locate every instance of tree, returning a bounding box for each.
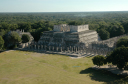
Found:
[0,29,5,37]
[0,36,4,50]
[92,55,106,67]
[21,34,30,43]
[109,24,125,37]
[18,22,32,32]
[10,24,18,30]
[4,31,21,48]
[116,37,128,48]
[122,22,128,34]
[9,32,21,44]
[106,47,128,70]
[98,29,110,40]
[89,24,99,30]
[31,28,44,42]
[0,22,10,30]
[68,21,81,25]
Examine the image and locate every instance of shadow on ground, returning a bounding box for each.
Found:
[80,68,128,84]
[0,51,3,53]
[15,49,79,57]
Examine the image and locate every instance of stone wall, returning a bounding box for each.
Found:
[20,41,114,57]
[15,29,34,42]
[77,25,89,32]
[54,24,70,32]
[91,34,128,48]
[53,24,89,32]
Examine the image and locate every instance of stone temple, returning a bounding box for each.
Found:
[38,24,100,47]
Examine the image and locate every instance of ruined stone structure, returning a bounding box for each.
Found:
[19,24,128,57]
[19,41,112,57]
[15,29,34,48]
[38,24,100,47]
[15,29,34,42]
[20,33,128,57]
[90,34,128,49]
[5,30,34,48]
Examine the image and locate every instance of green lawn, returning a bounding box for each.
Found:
[0,50,127,84]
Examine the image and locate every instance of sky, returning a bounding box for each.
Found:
[0,0,128,12]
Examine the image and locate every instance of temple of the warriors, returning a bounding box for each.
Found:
[19,24,128,56]
[19,24,128,57]
[38,24,100,47]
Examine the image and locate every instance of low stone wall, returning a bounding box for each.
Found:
[91,34,128,48]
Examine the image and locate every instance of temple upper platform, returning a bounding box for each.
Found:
[53,24,89,32]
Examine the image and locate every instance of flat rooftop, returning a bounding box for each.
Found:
[43,30,96,35]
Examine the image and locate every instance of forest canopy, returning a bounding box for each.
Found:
[0,11,128,42]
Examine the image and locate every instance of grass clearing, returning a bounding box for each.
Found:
[0,50,127,84]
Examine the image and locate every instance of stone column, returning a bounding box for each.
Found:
[102,50,105,56]
[95,49,97,55]
[93,49,95,56]
[67,47,69,52]
[80,50,82,55]
[49,46,51,51]
[91,49,93,55]
[29,45,31,49]
[98,50,101,55]
[78,47,79,53]
[56,47,58,52]
[52,46,54,51]
[69,46,71,51]
[28,44,30,49]
[83,48,85,54]
[105,51,108,56]
[35,45,36,50]
[41,45,43,50]
[24,43,26,48]
[44,45,46,51]
[72,47,73,52]
[74,46,75,51]
[86,48,88,55]
[100,50,103,55]
[22,44,24,48]
[26,43,28,48]
[60,47,62,52]
[38,45,40,50]
[75,47,77,53]
[32,45,33,49]
[88,49,91,54]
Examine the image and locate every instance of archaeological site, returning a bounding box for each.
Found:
[19,24,128,57]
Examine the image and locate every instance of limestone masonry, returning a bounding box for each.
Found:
[19,24,128,57]
[15,29,34,42]
[38,24,100,47]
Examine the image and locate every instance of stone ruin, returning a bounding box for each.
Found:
[19,24,128,57]
[19,41,112,57]
[15,29,34,42]
[38,24,101,47]
[5,29,34,48]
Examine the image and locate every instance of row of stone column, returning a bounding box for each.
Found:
[26,44,110,56]
[27,44,63,52]
[20,42,113,56]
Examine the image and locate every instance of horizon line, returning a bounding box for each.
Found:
[0,10,128,13]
